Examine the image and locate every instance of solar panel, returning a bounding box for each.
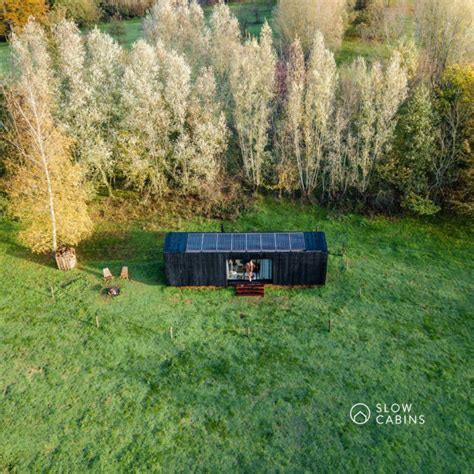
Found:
[261,233,276,250]
[276,233,291,250]
[186,232,306,252]
[202,233,217,251]
[290,233,305,250]
[217,233,232,251]
[247,234,261,251]
[232,234,246,251]
[186,233,203,252]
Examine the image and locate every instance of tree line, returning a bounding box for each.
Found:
[1,0,155,35]
[0,0,472,263]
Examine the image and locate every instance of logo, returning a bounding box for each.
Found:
[349,402,425,426]
[350,403,371,425]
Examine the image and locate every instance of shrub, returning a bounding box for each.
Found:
[53,0,100,26]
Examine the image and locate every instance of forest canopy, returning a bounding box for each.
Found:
[0,0,473,257]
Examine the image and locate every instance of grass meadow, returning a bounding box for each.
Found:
[1,198,473,471]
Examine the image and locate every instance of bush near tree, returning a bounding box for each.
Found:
[0,0,48,38]
[52,0,101,26]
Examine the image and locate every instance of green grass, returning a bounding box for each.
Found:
[337,37,392,65]
[224,0,276,37]
[1,198,473,471]
[0,40,11,77]
[95,18,143,48]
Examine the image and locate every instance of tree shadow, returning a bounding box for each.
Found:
[3,224,168,286]
[79,260,166,286]
[3,229,57,270]
[75,229,167,286]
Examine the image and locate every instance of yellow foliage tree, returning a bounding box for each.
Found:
[4,21,92,258]
[0,0,48,38]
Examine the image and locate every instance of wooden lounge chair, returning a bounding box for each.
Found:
[120,266,129,280]
[103,267,113,282]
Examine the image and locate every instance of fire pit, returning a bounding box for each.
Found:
[106,286,121,297]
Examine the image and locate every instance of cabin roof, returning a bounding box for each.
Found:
[164,232,327,254]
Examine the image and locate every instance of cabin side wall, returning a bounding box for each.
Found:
[273,251,327,285]
[165,253,226,286]
[165,251,328,286]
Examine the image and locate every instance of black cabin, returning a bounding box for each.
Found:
[164,231,328,287]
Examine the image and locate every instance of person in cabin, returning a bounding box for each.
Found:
[245,259,256,282]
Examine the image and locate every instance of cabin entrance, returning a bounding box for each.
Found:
[226,259,273,282]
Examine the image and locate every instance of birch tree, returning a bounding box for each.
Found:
[415,0,474,81]
[4,21,92,256]
[230,22,276,189]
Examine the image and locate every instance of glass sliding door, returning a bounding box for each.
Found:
[226,259,273,282]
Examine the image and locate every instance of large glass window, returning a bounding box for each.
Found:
[226,259,273,281]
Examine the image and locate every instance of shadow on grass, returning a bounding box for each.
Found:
[79,260,166,286]
[2,223,57,270]
[3,222,167,286]
[76,228,167,286]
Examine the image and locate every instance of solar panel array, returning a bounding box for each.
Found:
[186,233,306,253]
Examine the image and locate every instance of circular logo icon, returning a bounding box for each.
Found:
[350,403,371,425]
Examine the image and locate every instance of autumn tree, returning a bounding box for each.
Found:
[4,21,92,261]
[119,40,171,196]
[230,22,276,189]
[276,37,305,194]
[415,0,474,81]
[174,67,227,195]
[275,0,348,53]
[435,64,474,213]
[0,0,48,38]
[356,0,410,42]
[52,0,100,26]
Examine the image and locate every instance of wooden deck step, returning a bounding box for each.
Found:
[235,284,265,297]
